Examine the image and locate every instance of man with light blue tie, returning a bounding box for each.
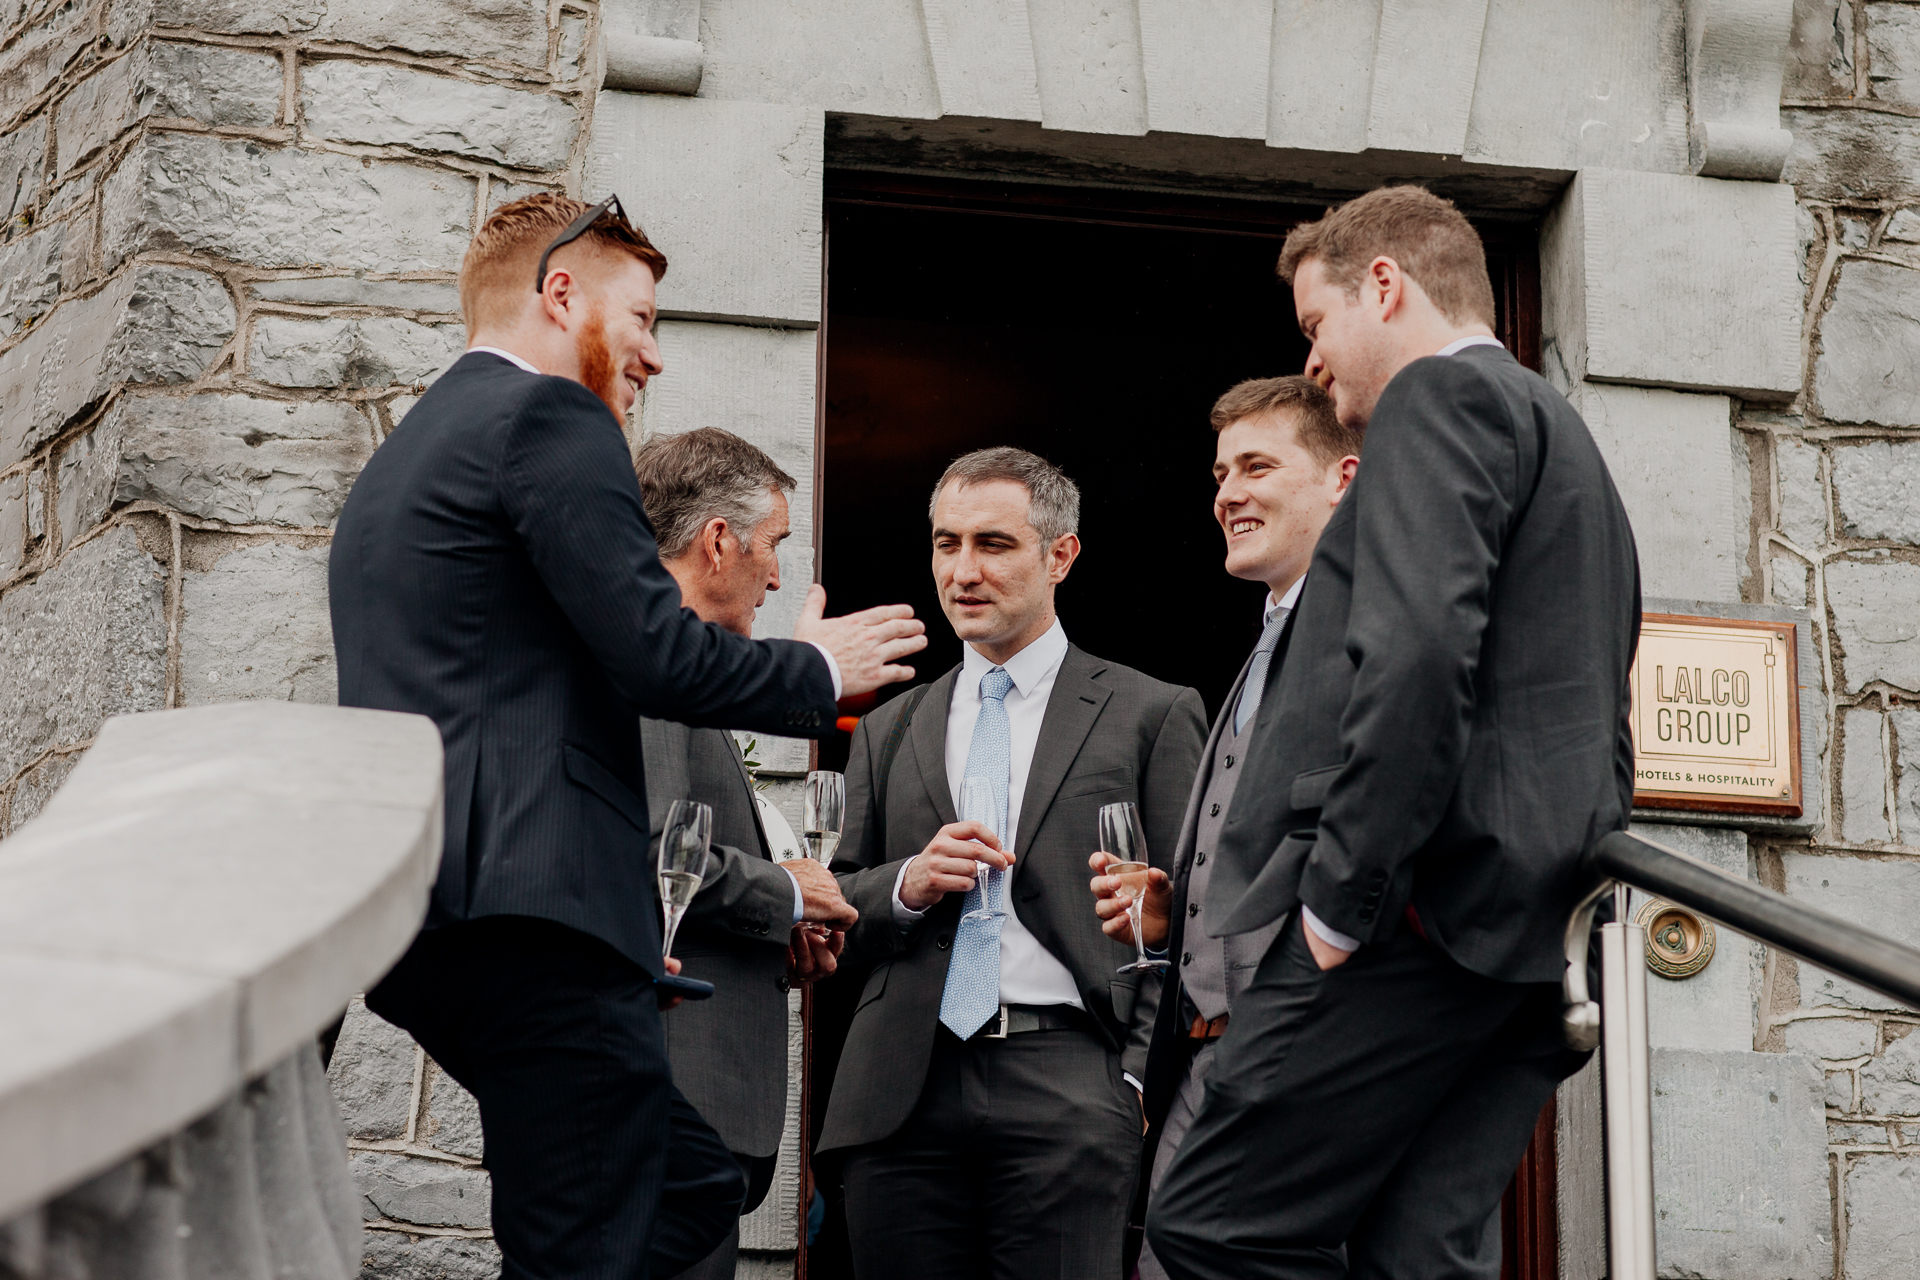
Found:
[817,447,1207,1280]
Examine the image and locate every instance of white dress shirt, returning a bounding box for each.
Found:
[1435,334,1504,358]
[891,619,1084,1010]
[462,345,844,702]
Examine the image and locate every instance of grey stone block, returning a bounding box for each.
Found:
[349,1153,490,1229]
[1368,0,1493,156]
[0,114,45,227]
[56,423,113,549]
[697,0,941,119]
[0,222,63,337]
[1774,435,1827,550]
[1845,1153,1920,1279]
[1787,0,1855,99]
[326,998,416,1142]
[0,526,166,780]
[0,471,23,579]
[250,277,461,312]
[1892,708,1920,844]
[1571,385,1738,602]
[1833,440,1920,542]
[1627,824,1753,1052]
[920,0,1042,124]
[56,41,283,175]
[557,11,589,82]
[1827,556,1920,692]
[0,265,238,471]
[1868,2,1920,109]
[588,95,822,326]
[101,133,475,276]
[1860,1034,1920,1116]
[1786,1015,1879,1061]
[4,750,77,834]
[1829,1069,1856,1111]
[1264,0,1378,154]
[1785,852,1920,1011]
[0,0,95,124]
[419,1063,482,1161]
[1134,0,1268,140]
[180,541,336,705]
[361,1229,500,1280]
[59,207,95,292]
[248,316,463,390]
[1025,0,1147,136]
[486,178,553,213]
[1842,707,1893,843]
[1650,1048,1831,1279]
[23,469,43,541]
[141,0,324,36]
[1542,169,1801,399]
[88,392,375,529]
[1816,260,1920,426]
[1785,105,1920,202]
[311,0,547,64]
[1830,1121,1892,1145]
[300,63,576,170]
[1888,208,1920,243]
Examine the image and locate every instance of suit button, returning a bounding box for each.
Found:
[1224,755,1235,769]
[1369,870,1387,884]
[1209,803,1220,817]
[1188,902,1200,917]
[1182,952,1194,966]
[1195,851,1206,865]
[1357,909,1375,923]
[936,934,952,950]
[776,976,790,993]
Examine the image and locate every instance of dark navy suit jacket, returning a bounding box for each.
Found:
[330,352,835,976]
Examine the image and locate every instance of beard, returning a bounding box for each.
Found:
[577,304,624,419]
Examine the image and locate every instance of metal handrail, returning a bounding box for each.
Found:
[1590,830,1920,1010]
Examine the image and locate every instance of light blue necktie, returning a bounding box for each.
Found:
[939,666,1014,1039]
[1234,607,1289,736]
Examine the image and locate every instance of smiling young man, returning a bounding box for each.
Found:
[1145,186,1641,1280]
[817,447,1206,1280]
[1086,376,1357,1280]
[330,194,929,1280]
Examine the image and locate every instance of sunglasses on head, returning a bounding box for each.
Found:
[534,193,633,293]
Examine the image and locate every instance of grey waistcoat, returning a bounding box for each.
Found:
[1179,716,1287,1021]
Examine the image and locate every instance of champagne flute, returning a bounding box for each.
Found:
[959,776,1008,923]
[802,771,845,866]
[1100,801,1168,973]
[658,799,713,965]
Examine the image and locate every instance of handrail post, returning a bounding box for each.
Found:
[1601,918,1656,1280]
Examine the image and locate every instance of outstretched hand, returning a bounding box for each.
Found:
[794,584,927,697]
[1088,850,1172,950]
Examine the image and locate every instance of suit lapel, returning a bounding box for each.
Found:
[725,731,773,859]
[908,667,960,829]
[1010,646,1110,886]
[1168,653,1255,962]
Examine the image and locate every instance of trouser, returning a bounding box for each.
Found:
[1136,1040,1216,1280]
[367,916,746,1280]
[667,1152,778,1280]
[1147,913,1587,1280]
[840,1018,1142,1280]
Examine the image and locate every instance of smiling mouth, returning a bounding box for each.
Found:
[952,596,991,608]
[1229,519,1263,537]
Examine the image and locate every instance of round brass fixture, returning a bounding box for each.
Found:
[1633,899,1716,979]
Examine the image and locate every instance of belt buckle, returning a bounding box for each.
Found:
[982,1005,1010,1040]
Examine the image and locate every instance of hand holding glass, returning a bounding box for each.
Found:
[658,799,713,965]
[959,777,1009,923]
[1099,801,1168,973]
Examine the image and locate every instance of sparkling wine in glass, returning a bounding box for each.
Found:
[1100,801,1168,974]
[803,770,845,866]
[959,776,1008,923]
[658,799,713,965]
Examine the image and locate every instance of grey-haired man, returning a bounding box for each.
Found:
[819,447,1207,1280]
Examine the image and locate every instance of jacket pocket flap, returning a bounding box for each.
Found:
[1289,764,1341,810]
[563,744,649,834]
[1058,764,1134,799]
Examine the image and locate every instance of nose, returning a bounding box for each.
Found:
[1303,346,1325,383]
[953,547,985,585]
[767,557,781,592]
[638,330,664,378]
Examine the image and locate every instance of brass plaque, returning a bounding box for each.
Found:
[1629,613,1802,817]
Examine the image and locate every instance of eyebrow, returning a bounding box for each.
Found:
[932,527,1021,542]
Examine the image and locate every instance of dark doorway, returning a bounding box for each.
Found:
[804,172,1545,1280]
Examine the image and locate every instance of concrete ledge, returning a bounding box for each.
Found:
[0,702,442,1220]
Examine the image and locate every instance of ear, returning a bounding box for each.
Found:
[1367,256,1404,320]
[1047,532,1081,585]
[539,265,581,329]
[1331,455,1359,502]
[700,517,731,572]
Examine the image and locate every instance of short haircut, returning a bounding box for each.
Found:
[1209,375,1363,466]
[633,427,796,560]
[929,447,1080,544]
[459,193,669,332]
[1276,186,1495,328]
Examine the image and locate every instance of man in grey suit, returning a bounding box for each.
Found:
[1089,375,1359,1280]
[633,427,861,1280]
[818,447,1207,1280]
[1146,188,1640,1280]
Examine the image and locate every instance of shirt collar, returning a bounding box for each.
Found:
[468,345,541,374]
[962,617,1069,699]
[1263,575,1305,623]
[1436,334,1504,358]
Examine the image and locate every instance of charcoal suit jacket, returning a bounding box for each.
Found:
[1207,343,1641,985]
[641,717,795,1157]
[816,645,1206,1153]
[330,351,835,977]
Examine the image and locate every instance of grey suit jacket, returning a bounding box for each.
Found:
[816,644,1207,1153]
[641,716,796,1157]
[1208,344,1642,985]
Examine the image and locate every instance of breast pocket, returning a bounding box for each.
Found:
[1058,765,1134,800]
